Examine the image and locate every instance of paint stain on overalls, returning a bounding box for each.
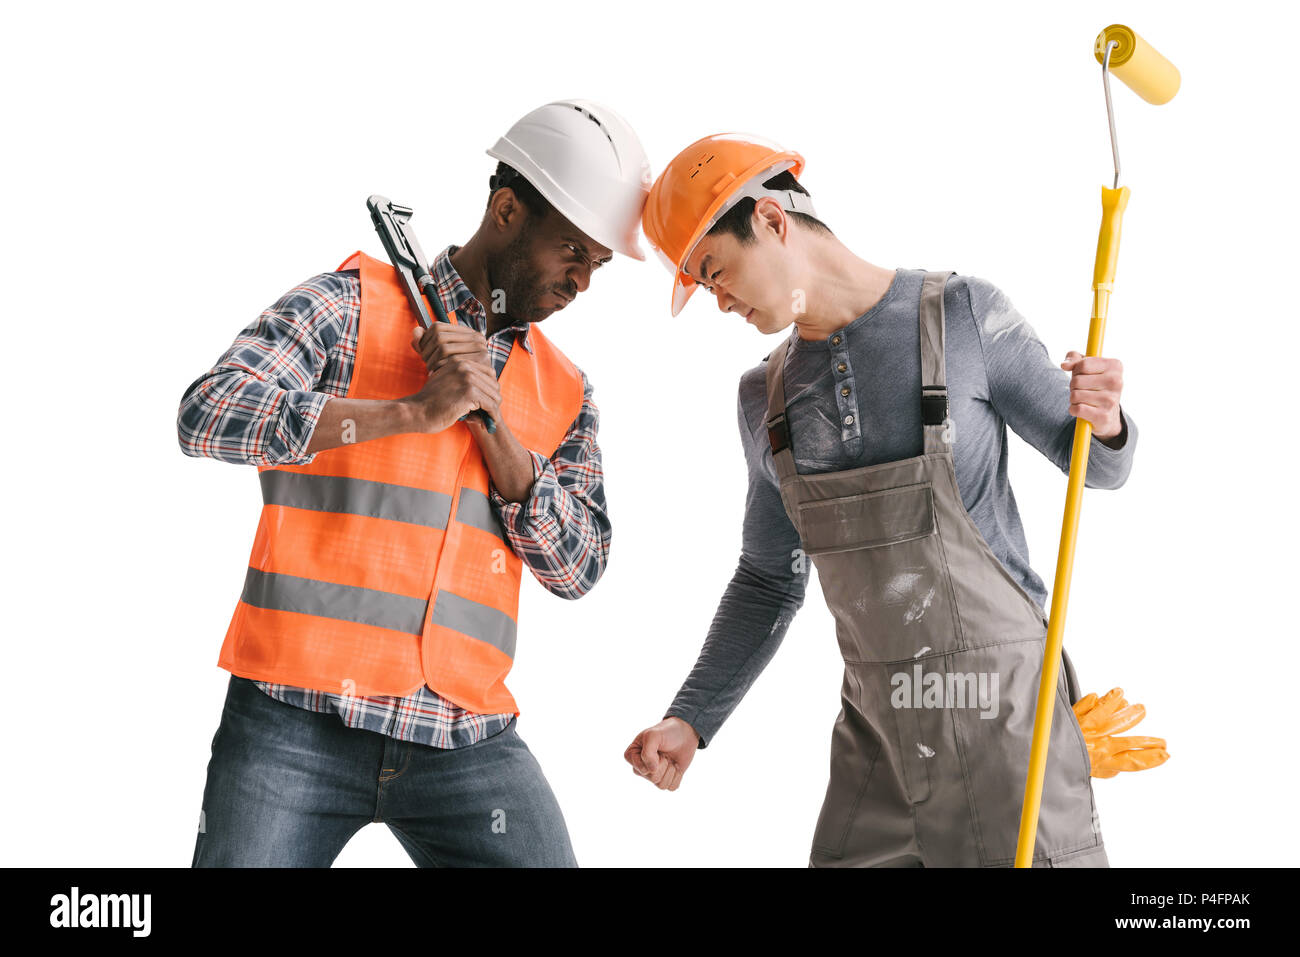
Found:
[763,271,1107,868]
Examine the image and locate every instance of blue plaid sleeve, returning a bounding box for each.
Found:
[177,272,356,466]
[488,370,610,600]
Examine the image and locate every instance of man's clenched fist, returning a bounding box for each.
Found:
[625,717,701,791]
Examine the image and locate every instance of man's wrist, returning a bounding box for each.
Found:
[665,714,700,738]
[476,423,538,503]
[1096,408,1127,449]
[394,396,428,433]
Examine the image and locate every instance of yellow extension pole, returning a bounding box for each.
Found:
[1014,24,1177,868]
[1014,186,1128,868]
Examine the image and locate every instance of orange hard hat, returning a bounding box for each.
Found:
[641,133,815,316]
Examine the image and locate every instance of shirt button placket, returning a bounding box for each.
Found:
[829,332,860,442]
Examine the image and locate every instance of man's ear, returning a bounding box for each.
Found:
[488,187,526,233]
[753,196,787,239]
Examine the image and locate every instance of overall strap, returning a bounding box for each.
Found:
[763,332,798,481]
[919,271,956,454]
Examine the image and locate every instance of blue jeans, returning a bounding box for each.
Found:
[192,676,577,867]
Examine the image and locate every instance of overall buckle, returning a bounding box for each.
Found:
[921,385,948,426]
[767,412,791,454]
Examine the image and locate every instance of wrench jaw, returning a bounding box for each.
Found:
[365,194,497,433]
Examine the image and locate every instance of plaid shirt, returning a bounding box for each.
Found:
[178,244,610,748]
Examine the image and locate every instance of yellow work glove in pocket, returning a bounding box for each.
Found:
[1072,687,1170,778]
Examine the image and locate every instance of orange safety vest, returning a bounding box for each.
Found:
[217,249,585,715]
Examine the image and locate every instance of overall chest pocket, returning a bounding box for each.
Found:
[794,482,962,662]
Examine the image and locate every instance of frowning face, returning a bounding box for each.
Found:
[681,199,801,334]
[486,206,614,323]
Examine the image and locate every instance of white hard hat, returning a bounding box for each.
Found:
[486,99,652,261]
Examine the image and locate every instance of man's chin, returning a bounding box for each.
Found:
[502,302,546,323]
[517,292,569,322]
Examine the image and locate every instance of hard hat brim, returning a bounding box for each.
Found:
[671,273,696,317]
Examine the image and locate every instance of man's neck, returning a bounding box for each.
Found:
[449,238,527,337]
[448,240,490,308]
[790,240,897,341]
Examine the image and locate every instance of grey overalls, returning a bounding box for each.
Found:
[763,271,1108,868]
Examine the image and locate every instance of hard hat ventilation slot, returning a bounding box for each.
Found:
[571,104,615,148]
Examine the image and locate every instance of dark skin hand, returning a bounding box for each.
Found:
[302,322,534,501]
[409,321,536,502]
[302,328,500,454]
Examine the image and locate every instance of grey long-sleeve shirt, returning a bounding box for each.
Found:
[664,267,1138,748]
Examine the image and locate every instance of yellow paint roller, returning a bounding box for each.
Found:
[1014,25,1179,869]
[1094,25,1181,105]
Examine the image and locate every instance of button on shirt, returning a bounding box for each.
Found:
[664,268,1137,748]
[178,245,610,748]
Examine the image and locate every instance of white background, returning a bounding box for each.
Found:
[3,0,1296,867]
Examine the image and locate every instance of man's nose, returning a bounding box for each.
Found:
[568,264,593,295]
[717,291,739,314]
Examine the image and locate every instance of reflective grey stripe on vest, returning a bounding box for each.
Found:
[429,590,517,659]
[241,568,517,655]
[455,488,507,543]
[260,471,453,529]
[240,567,427,635]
